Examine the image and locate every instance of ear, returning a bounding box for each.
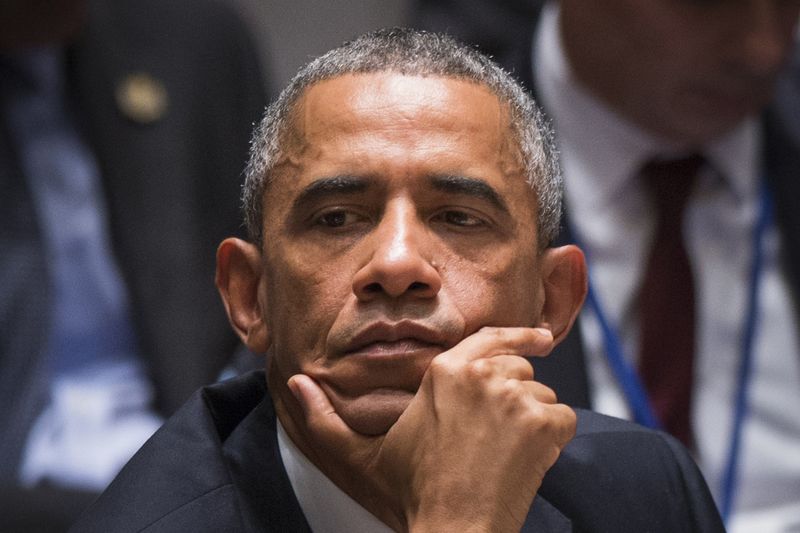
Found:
[215,237,270,353]
[537,244,587,345]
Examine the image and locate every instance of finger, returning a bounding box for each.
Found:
[517,380,559,405]
[439,326,555,365]
[468,355,534,382]
[548,403,578,449]
[287,374,365,450]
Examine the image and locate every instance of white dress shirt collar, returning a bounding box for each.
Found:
[277,419,393,533]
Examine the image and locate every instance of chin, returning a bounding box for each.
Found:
[334,390,414,436]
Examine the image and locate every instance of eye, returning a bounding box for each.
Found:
[433,209,487,228]
[313,208,367,229]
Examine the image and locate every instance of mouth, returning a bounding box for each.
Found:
[341,320,449,359]
[346,339,443,359]
[316,319,458,395]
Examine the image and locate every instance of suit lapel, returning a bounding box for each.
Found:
[222,384,312,532]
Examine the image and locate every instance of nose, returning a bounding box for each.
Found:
[352,201,442,301]
[734,0,796,78]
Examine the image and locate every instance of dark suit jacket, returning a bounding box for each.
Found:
[415,0,800,408]
[71,370,724,532]
[0,0,266,526]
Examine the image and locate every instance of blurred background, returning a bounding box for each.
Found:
[231,0,412,90]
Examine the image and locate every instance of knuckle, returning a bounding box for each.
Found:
[499,378,526,402]
[520,401,548,429]
[466,358,494,380]
[496,380,536,420]
[529,404,577,445]
[427,356,456,381]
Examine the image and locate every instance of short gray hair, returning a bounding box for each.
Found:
[242,27,562,247]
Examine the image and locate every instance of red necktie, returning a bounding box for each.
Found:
[638,155,703,448]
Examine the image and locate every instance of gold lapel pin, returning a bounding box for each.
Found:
[115,72,169,124]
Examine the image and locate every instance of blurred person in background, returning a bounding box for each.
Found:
[417,0,800,531]
[0,0,267,528]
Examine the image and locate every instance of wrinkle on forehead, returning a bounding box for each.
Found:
[289,73,519,160]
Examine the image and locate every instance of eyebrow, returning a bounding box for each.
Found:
[292,175,369,211]
[290,173,509,213]
[430,174,509,213]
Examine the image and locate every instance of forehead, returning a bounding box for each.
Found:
[274,72,524,187]
[294,72,512,137]
[259,72,541,251]
[259,72,538,238]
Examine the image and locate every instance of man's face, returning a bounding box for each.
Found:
[560,0,800,143]
[259,73,546,435]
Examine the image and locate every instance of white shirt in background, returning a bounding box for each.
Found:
[533,4,800,531]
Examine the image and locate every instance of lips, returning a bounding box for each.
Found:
[316,319,458,395]
[342,320,448,358]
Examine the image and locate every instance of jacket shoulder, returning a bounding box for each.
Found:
[71,373,269,532]
[538,409,725,532]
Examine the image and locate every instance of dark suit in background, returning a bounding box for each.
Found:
[0,0,267,528]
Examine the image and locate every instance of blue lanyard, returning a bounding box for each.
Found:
[719,182,773,523]
[574,183,772,525]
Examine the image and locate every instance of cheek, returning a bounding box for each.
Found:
[264,251,355,369]
[441,245,541,330]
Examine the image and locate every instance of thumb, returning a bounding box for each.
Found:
[287,374,361,450]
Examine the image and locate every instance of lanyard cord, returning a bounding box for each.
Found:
[720,182,773,523]
[574,184,772,525]
[584,282,661,429]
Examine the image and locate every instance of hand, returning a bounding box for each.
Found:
[287,326,577,532]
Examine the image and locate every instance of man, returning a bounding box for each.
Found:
[416,1,800,530]
[72,29,724,532]
[0,0,266,528]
